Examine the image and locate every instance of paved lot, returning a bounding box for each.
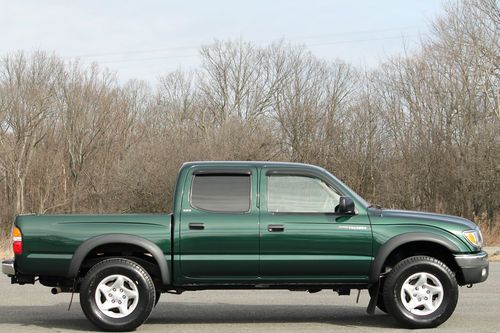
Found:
[0,263,498,333]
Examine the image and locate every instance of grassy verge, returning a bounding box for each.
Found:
[489,252,500,261]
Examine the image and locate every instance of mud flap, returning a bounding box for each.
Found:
[366,281,380,315]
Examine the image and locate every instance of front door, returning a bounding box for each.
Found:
[259,168,373,283]
[179,167,259,283]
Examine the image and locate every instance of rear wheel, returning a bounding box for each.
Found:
[80,258,155,331]
[383,256,458,328]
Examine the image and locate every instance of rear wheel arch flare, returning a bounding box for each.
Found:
[68,234,170,285]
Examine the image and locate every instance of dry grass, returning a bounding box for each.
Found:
[0,239,12,260]
[475,215,500,246]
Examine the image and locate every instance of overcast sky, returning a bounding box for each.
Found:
[0,0,445,84]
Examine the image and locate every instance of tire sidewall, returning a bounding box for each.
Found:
[80,259,155,331]
[384,257,458,328]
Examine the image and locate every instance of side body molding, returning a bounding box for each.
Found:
[67,234,171,285]
[369,232,460,282]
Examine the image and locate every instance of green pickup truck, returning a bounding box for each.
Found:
[2,161,489,331]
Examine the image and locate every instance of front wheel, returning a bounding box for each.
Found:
[80,258,156,331]
[155,290,161,306]
[383,256,458,328]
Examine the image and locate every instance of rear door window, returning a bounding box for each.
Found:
[191,174,251,212]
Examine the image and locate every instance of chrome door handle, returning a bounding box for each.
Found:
[189,223,205,230]
[268,224,285,232]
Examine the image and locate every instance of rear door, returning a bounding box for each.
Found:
[178,167,259,283]
[259,168,372,282]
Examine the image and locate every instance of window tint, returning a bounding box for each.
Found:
[267,175,340,213]
[191,174,251,212]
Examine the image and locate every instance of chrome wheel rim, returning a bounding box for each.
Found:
[400,272,444,316]
[95,274,139,318]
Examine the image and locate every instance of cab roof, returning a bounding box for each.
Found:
[181,160,326,170]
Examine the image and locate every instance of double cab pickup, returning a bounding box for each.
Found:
[2,161,489,331]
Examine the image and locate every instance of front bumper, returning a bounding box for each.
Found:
[2,259,15,276]
[454,251,489,284]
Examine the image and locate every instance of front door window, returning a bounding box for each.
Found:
[267,175,340,213]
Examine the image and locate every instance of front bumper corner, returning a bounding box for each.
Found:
[454,251,489,285]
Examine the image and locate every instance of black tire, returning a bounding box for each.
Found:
[80,258,156,332]
[383,256,458,328]
[155,290,161,307]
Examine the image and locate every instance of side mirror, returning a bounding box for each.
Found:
[337,196,355,214]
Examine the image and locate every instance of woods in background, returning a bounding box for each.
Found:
[0,1,498,244]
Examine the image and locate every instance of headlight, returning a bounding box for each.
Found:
[463,228,483,248]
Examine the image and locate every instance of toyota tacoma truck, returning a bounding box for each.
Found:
[2,161,489,331]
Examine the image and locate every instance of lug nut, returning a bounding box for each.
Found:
[111,300,115,303]
[425,297,428,300]
[113,288,116,291]
[118,300,122,304]
[418,298,421,301]
[108,293,112,297]
[427,290,430,294]
[122,295,126,299]
[120,289,123,292]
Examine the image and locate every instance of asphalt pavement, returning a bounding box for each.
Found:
[0,263,498,333]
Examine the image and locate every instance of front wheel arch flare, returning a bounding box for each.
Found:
[370,233,460,282]
[67,234,170,285]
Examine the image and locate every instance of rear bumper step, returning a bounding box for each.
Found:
[2,260,15,276]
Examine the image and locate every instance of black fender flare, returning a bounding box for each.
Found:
[67,234,171,285]
[369,232,460,282]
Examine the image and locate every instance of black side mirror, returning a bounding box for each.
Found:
[337,196,355,214]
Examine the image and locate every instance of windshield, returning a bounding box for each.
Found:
[322,168,370,210]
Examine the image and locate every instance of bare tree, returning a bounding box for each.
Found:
[0,0,499,253]
[0,52,62,215]
[57,62,121,212]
